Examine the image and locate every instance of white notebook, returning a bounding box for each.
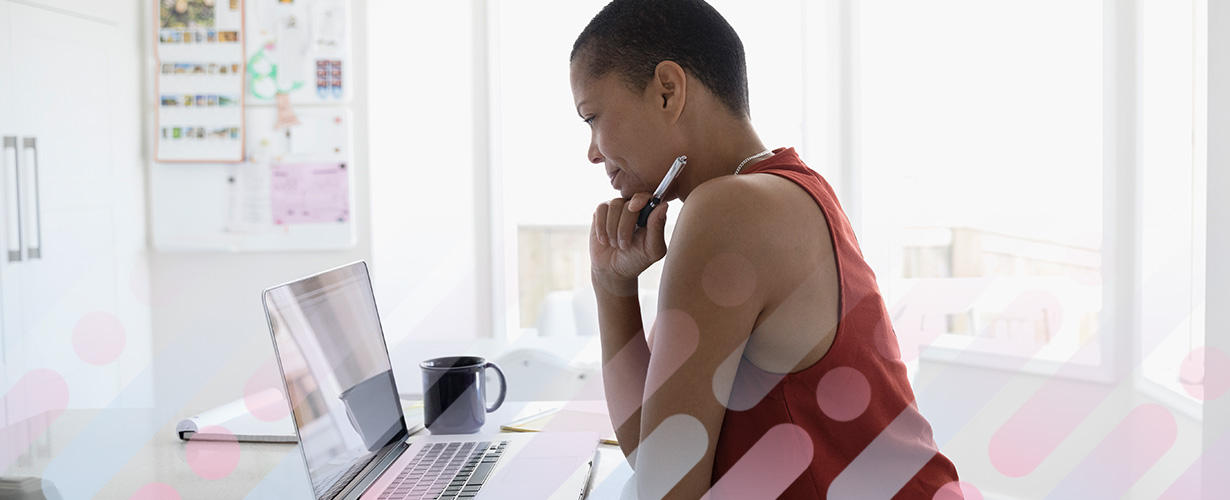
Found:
[177,394,424,443]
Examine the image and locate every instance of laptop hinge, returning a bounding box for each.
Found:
[335,438,410,500]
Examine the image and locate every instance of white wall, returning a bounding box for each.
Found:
[366,0,492,348]
[147,1,373,412]
[147,0,512,413]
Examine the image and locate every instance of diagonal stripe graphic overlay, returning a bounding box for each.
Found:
[987,252,1194,478]
[631,414,709,500]
[828,404,940,499]
[702,423,814,500]
[0,369,70,472]
[1044,404,1177,499]
[40,306,274,498]
[914,287,1065,447]
[1158,426,1230,499]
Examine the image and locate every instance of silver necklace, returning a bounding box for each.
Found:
[733,150,773,175]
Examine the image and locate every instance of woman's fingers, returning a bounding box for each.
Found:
[594,201,610,246]
[605,198,626,248]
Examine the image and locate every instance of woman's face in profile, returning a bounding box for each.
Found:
[570,59,678,200]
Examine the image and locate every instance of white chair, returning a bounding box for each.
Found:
[488,348,601,402]
[536,290,581,338]
[536,286,658,339]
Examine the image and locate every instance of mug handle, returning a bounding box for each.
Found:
[483,362,507,413]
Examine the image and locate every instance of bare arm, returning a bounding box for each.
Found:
[592,272,650,459]
[592,178,786,500]
[634,180,766,499]
[589,194,669,460]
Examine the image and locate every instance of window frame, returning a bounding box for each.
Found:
[1133,0,1208,419]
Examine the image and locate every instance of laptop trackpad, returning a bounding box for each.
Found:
[483,433,598,499]
[499,457,581,484]
[487,456,592,499]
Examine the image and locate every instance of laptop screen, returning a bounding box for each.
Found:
[263,262,406,499]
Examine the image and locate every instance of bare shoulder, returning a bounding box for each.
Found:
[661,170,840,373]
[673,172,841,373]
[668,173,832,307]
[674,173,829,255]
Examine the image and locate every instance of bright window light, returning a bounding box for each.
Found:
[859,0,1105,365]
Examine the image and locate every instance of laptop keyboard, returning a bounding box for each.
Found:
[378,440,510,500]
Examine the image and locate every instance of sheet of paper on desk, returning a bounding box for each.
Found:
[270,162,350,225]
[502,408,618,445]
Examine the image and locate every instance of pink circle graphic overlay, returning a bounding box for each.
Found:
[185,425,241,480]
[816,366,872,422]
[1181,347,1230,401]
[701,252,757,308]
[72,311,127,366]
[130,482,182,500]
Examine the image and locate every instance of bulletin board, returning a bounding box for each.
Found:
[154,0,247,163]
[149,0,356,252]
[150,107,355,252]
[244,0,351,104]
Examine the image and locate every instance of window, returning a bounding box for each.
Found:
[858,0,1106,368]
[488,1,1204,386]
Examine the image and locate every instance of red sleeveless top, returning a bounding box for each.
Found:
[710,148,960,498]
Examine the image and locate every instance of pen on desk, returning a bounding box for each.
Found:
[636,155,687,230]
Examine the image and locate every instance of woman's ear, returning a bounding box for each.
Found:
[652,61,687,124]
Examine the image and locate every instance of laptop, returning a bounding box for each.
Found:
[262,261,601,500]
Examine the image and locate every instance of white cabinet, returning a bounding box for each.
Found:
[0,0,151,415]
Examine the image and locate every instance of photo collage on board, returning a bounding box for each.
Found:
[157,0,246,160]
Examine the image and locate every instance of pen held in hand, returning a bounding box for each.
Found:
[636,155,687,230]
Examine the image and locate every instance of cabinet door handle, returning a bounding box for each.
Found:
[21,137,41,260]
[3,136,22,262]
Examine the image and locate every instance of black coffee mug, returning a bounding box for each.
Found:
[420,356,507,434]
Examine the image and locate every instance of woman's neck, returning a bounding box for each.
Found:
[674,120,768,202]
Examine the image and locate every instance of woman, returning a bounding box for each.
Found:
[571,0,962,498]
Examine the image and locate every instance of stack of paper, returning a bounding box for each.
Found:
[501,408,618,445]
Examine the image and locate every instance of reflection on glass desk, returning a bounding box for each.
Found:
[1,401,628,500]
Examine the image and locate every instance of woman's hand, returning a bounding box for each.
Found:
[590,193,670,287]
